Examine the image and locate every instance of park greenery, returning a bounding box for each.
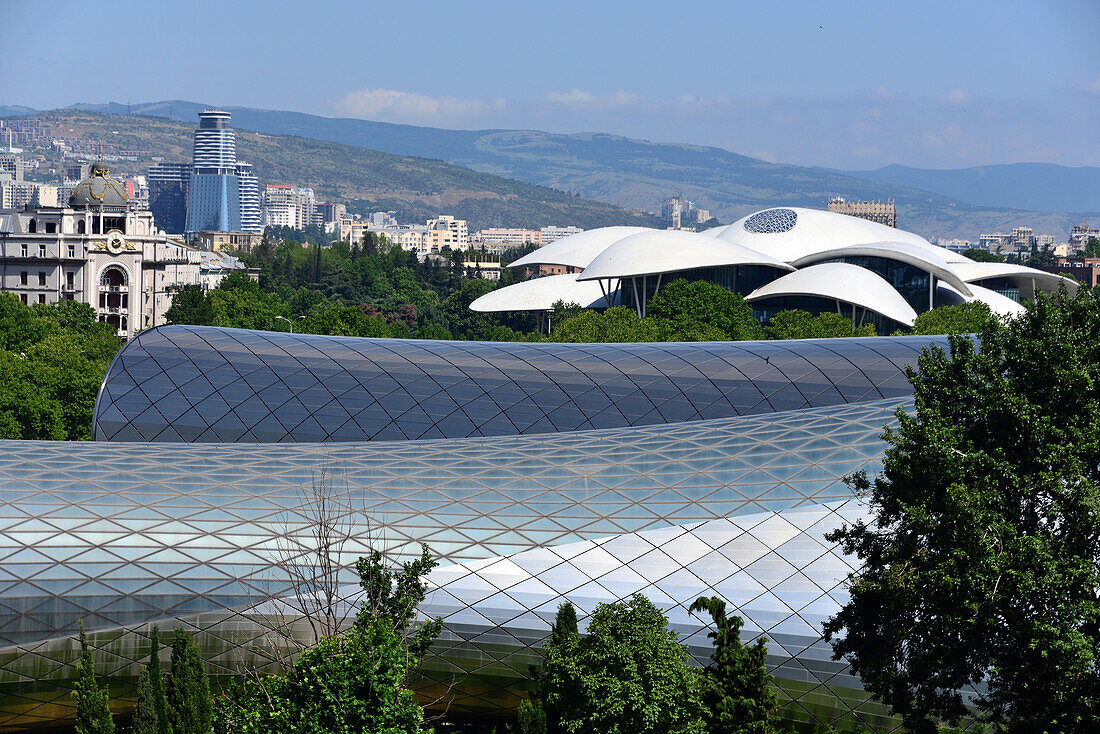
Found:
[824,289,1100,732]
[0,294,122,440]
[0,232,1012,442]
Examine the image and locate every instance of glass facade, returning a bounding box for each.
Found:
[1,330,963,733]
[94,326,947,443]
[0,399,922,731]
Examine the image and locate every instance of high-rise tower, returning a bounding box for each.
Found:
[185,110,241,234]
[235,162,261,234]
[148,162,190,234]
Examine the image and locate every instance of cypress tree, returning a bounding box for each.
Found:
[690,596,778,734]
[72,619,115,734]
[148,627,171,734]
[165,628,212,734]
[132,669,157,734]
[133,627,171,734]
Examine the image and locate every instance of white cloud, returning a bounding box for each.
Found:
[1077,72,1100,94]
[332,87,505,123]
[543,88,640,109]
[941,88,972,105]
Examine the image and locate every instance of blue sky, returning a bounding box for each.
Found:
[4,0,1098,168]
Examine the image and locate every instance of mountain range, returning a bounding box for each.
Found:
[4,101,1096,239]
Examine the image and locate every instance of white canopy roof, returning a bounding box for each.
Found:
[936,281,1027,318]
[947,260,1079,295]
[713,207,936,264]
[746,262,919,326]
[469,273,612,313]
[790,240,974,297]
[508,227,650,270]
[577,229,793,282]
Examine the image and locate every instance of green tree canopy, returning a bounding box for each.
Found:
[763,310,876,340]
[72,620,115,734]
[689,596,778,734]
[648,279,763,341]
[166,629,212,734]
[824,291,1100,732]
[216,547,442,734]
[133,626,171,734]
[908,301,994,335]
[549,306,672,343]
[0,295,122,440]
[164,285,214,326]
[962,248,1006,263]
[539,594,703,734]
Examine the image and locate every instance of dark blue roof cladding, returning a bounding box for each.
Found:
[93,325,947,443]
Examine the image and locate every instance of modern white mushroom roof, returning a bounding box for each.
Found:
[508,226,652,270]
[474,207,1076,321]
[577,229,793,282]
[746,263,920,326]
[710,207,934,263]
[469,273,610,313]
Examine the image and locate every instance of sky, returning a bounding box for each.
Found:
[3,0,1098,169]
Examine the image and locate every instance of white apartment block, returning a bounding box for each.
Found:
[427,215,469,249]
[541,225,584,244]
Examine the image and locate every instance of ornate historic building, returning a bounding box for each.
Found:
[0,162,203,339]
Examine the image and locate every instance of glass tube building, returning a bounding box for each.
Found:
[0,327,956,732]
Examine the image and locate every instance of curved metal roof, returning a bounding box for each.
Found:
[577,229,793,281]
[747,262,920,326]
[469,273,610,313]
[508,227,649,269]
[789,240,974,297]
[93,325,946,443]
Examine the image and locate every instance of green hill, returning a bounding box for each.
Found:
[17,110,659,231]
[62,101,1092,240]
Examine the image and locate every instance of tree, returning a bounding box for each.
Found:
[908,302,994,335]
[539,594,703,734]
[215,546,442,734]
[1084,237,1100,259]
[219,618,427,734]
[355,543,443,658]
[517,698,549,734]
[823,291,1100,733]
[689,596,777,734]
[133,627,171,734]
[549,306,671,343]
[0,295,122,440]
[962,248,1006,263]
[764,310,876,340]
[133,669,159,734]
[165,285,214,325]
[72,620,115,734]
[648,279,762,341]
[166,629,213,734]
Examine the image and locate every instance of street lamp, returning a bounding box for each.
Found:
[275,315,294,333]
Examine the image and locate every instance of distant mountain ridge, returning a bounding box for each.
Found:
[6,101,1095,239]
[835,163,1100,216]
[11,109,658,231]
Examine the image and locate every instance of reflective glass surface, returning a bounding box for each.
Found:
[0,399,913,731]
[93,326,947,443]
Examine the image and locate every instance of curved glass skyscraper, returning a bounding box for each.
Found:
[185,110,241,234]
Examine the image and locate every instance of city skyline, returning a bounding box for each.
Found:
[3,0,1098,170]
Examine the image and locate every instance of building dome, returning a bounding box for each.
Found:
[69,162,129,208]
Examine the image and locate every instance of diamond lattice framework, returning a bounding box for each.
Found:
[4,326,967,732]
[93,326,946,443]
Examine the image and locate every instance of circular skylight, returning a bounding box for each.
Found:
[744,208,797,234]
